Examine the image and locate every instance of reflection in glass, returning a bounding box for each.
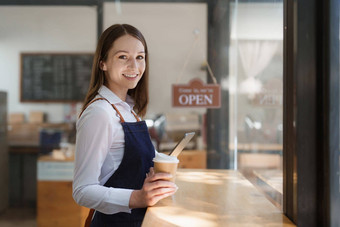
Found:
[229,1,284,208]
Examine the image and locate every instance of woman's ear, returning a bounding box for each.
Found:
[100,61,107,71]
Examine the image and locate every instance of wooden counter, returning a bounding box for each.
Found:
[37,154,89,227]
[142,169,295,227]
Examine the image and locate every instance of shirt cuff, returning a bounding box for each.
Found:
[110,188,134,213]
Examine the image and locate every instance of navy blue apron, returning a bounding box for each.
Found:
[81,98,155,227]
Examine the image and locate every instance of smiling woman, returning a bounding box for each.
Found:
[73,24,178,227]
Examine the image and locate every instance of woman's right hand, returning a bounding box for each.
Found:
[129,167,178,208]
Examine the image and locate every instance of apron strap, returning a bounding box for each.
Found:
[110,103,140,123]
[110,103,125,123]
[84,209,95,227]
[131,109,140,122]
[78,97,140,123]
[78,98,107,118]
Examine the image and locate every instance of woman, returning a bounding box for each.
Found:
[73,24,177,227]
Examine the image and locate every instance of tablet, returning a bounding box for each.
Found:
[168,132,195,157]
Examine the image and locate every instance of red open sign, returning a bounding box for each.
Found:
[172,78,221,108]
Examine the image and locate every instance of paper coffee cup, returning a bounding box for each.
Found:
[153,153,179,182]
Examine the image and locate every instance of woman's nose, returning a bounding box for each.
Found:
[127,58,138,69]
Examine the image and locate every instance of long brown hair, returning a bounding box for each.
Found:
[82,24,149,117]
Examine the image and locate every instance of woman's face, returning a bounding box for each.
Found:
[101,34,146,100]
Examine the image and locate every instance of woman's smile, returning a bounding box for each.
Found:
[123,73,139,78]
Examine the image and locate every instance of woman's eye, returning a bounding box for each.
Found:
[137,55,144,60]
[118,55,127,59]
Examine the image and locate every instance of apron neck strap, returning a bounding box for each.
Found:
[78,98,107,118]
[79,97,140,123]
[130,110,140,122]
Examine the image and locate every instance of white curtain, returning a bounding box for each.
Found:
[238,40,279,98]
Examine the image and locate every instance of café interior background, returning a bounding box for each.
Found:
[0,2,283,146]
[0,0,284,223]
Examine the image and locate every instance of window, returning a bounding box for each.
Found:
[229,1,284,208]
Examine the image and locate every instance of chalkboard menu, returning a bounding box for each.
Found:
[20,53,94,102]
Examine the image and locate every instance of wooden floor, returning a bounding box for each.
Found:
[0,207,36,227]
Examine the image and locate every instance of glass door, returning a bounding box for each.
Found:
[229,0,284,208]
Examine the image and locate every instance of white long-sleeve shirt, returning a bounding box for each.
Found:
[73,85,145,214]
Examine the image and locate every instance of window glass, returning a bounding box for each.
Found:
[229,1,284,208]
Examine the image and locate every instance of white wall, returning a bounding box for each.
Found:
[0,6,97,122]
[103,2,208,117]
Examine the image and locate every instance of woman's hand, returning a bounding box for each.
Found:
[129,167,178,208]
